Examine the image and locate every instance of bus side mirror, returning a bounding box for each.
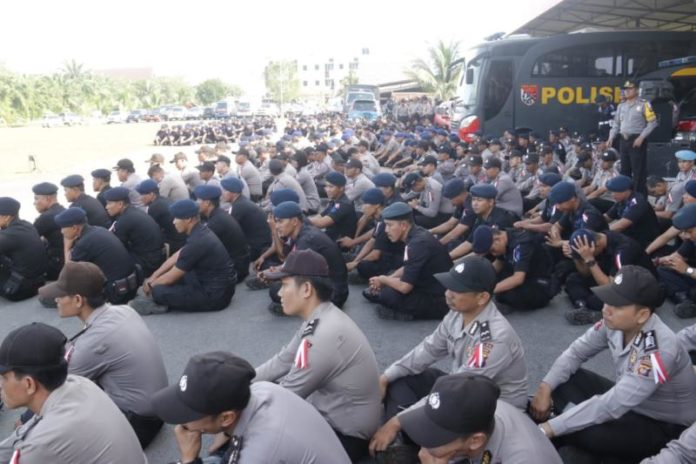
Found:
[466,68,474,85]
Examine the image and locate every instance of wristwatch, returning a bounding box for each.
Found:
[584,259,597,267]
[687,267,694,276]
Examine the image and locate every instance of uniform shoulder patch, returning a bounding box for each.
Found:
[643,330,658,353]
[302,319,319,338]
[635,355,652,377]
[468,320,480,336]
[481,450,492,464]
[479,321,492,341]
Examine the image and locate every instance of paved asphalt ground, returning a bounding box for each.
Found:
[0,280,693,463]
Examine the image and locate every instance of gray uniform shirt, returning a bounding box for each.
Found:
[641,422,696,464]
[238,160,263,196]
[545,315,696,436]
[267,173,309,211]
[296,167,321,212]
[345,173,375,206]
[158,173,189,202]
[359,153,380,178]
[179,166,201,192]
[0,375,147,464]
[414,178,452,218]
[384,302,529,410]
[610,98,659,140]
[231,382,350,464]
[591,168,618,202]
[677,324,696,352]
[255,302,382,439]
[67,304,168,416]
[491,173,523,217]
[121,173,144,210]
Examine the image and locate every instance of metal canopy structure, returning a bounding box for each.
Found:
[511,0,696,36]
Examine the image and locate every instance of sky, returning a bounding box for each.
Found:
[1,0,556,94]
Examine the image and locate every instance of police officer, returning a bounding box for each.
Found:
[605,174,660,248]
[113,158,143,209]
[608,80,658,195]
[220,177,272,262]
[31,182,65,280]
[546,181,608,253]
[363,202,453,320]
[38,262,167,448]
[596,94,616,140]
[660,149,696,220]
[449,184,517,259]
[104,186,165,277]
[549,129,567,164]
[395,374,562,463]
[309,171,357,241]
[462,154,488,186]
[60,174,111,228]
[484,157,523,217]
[472,225,555,310]
[0,323,146,463]
[402,172,450,228]
[372,172,403,206]
[428,178,472,250]
[585,149,618,213]
[266,159,308,211]
[514,172,565,234]
[262,201,349,313]
[91,168,112,208]
[170,151,201,194]
[147,163,189,202]
[0,197,47,301]
[256,250,381,461]
[344,158,375,207]
[151,351,350,464]
[531,266,696,462]
[135,179,187,255]
[643,423,696,463]
[516,152,540,198]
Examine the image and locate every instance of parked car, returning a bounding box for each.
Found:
[347,100,381,121]
[256,102,280,117]
[41,114,63,128]
[126,109,148,123]
[106,111,127,124]
[59,112,83,126]
[143,109,162,122]
[168,106,187,121]
[202,106,216,119]
[185,107,203,120]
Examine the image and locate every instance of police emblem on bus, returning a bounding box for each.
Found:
[520,84,539,106]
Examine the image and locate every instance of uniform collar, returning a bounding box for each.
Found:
[84,304,109,327]
[462,301,496,335]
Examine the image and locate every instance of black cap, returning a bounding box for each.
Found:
[38,261,106,300]
[196,162,216,173]
[399,373,500,448]
[216,155,231,165]
[381,202,413,220]
[402,172,422,190]
[151,352,255,424]
[483,157,502,169]
[591,265,663,308]
[264,249,330,280]
[434,255,497,294]
[32,182,59,196]
[0,197,20,216]
[418,155,438,166]
[113,158,135,172]
[91,169,112,180]
[601,150,618,162]
[0,323,67,374]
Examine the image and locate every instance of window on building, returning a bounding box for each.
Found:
[362,48,369,55]
[349,62,359,70]
[325,79,331,87]
[315,80,320,86]
[302,65,307,71]
[315,64,319,71]
[339,64,344,70]
[303,81,308,87]
[484,60,513,120]
[325,63,334,71]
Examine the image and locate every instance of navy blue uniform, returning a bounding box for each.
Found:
[33,203,65,280]
[606,192,659,248]
[460,206,516,241]
[0,218,48,301]
[109,206,165,277]
[557,201,608,237]
[71,193,110,228]
[321,194,357,241]
[658,239,696,301]
[229,196,272,261]
[146,196,186,254]
[152,222,235,312]
[204,208,250,282]
[357,219,405,279]
[96,185,112,208]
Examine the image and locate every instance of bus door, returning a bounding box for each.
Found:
[480,59,515,137]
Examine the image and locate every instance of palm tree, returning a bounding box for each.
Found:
[405,40,462,101]
[61,59,87,80]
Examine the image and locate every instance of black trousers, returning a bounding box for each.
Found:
[124,410,163,449]
[233,256,250,283]
[384,368,446,421]
[356,252,403,280]
[657,267,696,299]
[588,197,615,214]
[372,287,449,320]
[496,279,552,310]
[565,272,604,311]
[413,212,450,229]
[152,272,235,312]
[0,271,43,302]
[552,369,685,461]
[334,430,370,462]
[619,135,648,196]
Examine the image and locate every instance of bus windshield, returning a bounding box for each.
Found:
[458,53,485,109]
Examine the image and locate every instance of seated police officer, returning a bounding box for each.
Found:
[604,174,660,248]
[54,207,137,305]
[308,171,357,242]
[546,180,608,247]
[429,178,472,250]
[136,199,234,314]
[471,225,555,311]
[0,197,47,302]
[402,172,450,229]
[370,256,528,460]
[363,202,452,321]
[256,250,381,461]
[151,351,350,464]
[135,179,187,255]
[642,421,696,463]
[38,261,167,448]
[0,323,146,463]
[60,174,110,228]
[373,172,404,206]
[220,177,272,262]
[104,186,165,278]
[531,266,696,462]
[91,168,113,208]
[31,182,65,280]
[194,185,249,282]
[397,374,561,464]
[514,172,564,235]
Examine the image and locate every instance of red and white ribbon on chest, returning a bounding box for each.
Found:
[650,352,669,385]
[467,343,485,369]
[294,338,311,369]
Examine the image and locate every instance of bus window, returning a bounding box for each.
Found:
[484,60,513,120]
[459,55,483,108]
[533,45,617,77]
[624,41,693,77]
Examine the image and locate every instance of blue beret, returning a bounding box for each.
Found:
[0,197,20,216]
[449,134,460,142]
[361,188,385,205]
[32,182,58,195]
[343,128,354,136]
[606,175,633,192]
[675,150,696,161]
[382,130,393,137]
[402,173,422,190]
[54,207,87,227]
[472,225,493,254]
[539,172,563,187]
[61,174,85,187]
[282,134,292,141]
[91,169,111,180]
[442,179,468,199]
[673,203,696,230]
[273,201,303,219]
[169,199,199,219]
[194,185,222,200]
[221,177,244,193]
[341,133,352,141]
[548,181,577,204]
[135,179,159,194]
[469,183,498,199]
[270,189,300,206]
[373,173,397,187]
[435,128,448,136]
[415,126,424,131]
[325,171,347,187]
[381,202,413,220]
[103,186,131,202]
[291,130,303,137]
[569,229,596,259]
[686,180,696,198]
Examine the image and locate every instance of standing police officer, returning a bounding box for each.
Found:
[608,80,658,195]
[31,182,65,280]
[60,174,110,228]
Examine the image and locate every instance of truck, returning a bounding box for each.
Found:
[343,84,380,113]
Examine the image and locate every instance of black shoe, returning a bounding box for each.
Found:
[494,298,514,315]
[267,302,288,317]
[674,299,696,319]
[673,291,690,304]
[348,271,368,285]
[374,434,419,464]
[362,288,381,303]
[572,299,587,309]
[246,276,269,290]
[565,307,602,326]
[376,305,415,321]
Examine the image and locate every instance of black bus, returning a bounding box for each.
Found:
[455,31,696,141]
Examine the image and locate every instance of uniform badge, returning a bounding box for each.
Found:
[333,203,340,210]
[428,392,441,410]
[643,330,658,352]
[513,245,522,263]
[468,320,480,336]
[455,263,466,274]
[633,332,643,347]
[479,321,492,341]
[627,348,638,372]
[179,375,188,392]
[294,339,312,369]
[302,319,319,338]
[635,355,653,377]
[481,450,492,464]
